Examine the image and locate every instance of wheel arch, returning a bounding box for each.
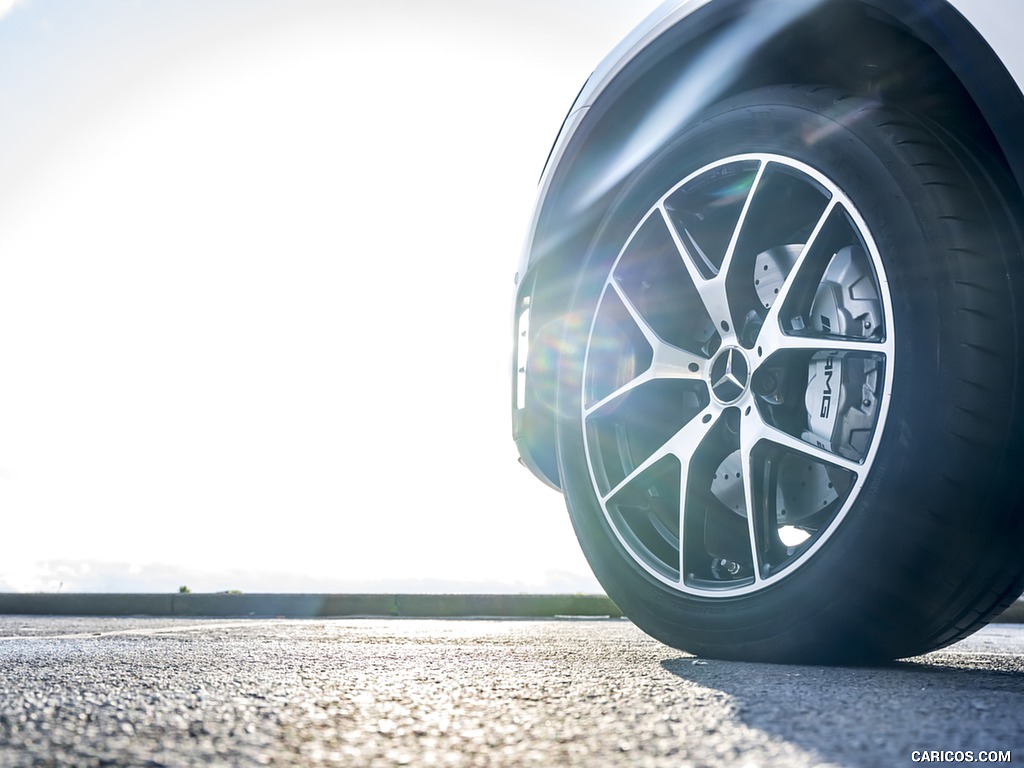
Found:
[514,0,1024,491]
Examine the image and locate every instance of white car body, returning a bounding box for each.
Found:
[947,0,1024,80]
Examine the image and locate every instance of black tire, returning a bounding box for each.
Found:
[556,85,1024,663]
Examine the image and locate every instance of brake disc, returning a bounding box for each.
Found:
[710,449,840,526]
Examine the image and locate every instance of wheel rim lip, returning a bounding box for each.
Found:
[580,152,896,598]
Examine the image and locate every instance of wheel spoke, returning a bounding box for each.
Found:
[739,406,764,585]
[658,205,733,340]
[657,159,767,342]
[586,281,708,418]
[717,160,767,285]
[657,204,706,289]
[583,371,652,418]
[609,281,708,379]
[754,196,891,359]
[761,197,839,338]
[745,408,861,473]
[600,404,721,505]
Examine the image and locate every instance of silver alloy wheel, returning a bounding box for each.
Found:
[581,153,895,597]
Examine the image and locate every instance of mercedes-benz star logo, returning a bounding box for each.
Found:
[710,347,750,403]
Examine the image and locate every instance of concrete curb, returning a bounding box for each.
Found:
[0,594,1020,623]
[0,593,624,619]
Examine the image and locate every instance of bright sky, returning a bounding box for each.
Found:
[0,0,664,592]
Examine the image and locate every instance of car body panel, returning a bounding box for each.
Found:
[947,0,1024,83]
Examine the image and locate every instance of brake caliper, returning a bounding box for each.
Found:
[801,245,883,462]
[803,352,843,450]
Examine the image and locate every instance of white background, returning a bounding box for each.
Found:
[0,0,663,592]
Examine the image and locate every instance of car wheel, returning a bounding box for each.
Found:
[556,85,1024,663]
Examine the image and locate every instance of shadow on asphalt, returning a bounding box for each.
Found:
[662,654,1024,765]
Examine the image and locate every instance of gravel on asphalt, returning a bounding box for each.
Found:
[0,617,1021,767]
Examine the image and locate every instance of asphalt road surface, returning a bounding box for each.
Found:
[0,616,1021,767]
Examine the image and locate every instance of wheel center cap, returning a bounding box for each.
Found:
[710,347,750,403]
